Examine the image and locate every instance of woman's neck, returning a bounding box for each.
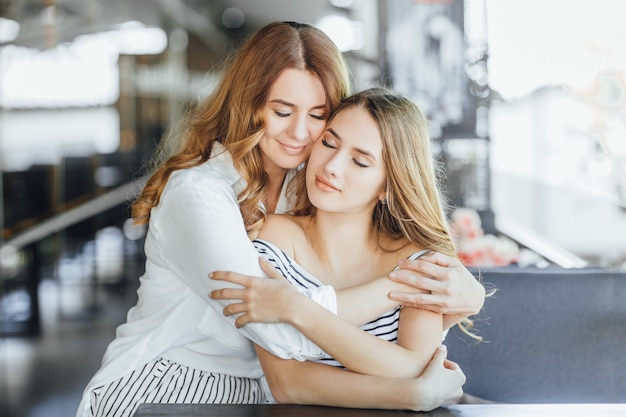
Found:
[264,166,287,214]
[304,211,384,288]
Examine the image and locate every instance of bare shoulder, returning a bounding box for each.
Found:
[381,237,425,268]
[261,213,305,235]
[258,214,308,257]
[401,245,429,262]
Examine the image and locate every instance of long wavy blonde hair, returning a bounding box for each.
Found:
[291,88,455,256]
[291,87,481,337]
[132,22,351,235]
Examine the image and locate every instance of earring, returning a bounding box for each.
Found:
[381,198,387,205]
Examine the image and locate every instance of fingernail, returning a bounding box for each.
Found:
[389,272,398,280]
[439,344,447,351]
[208,272,213,278]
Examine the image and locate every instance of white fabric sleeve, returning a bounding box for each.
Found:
[303,286,337,313]
[155,172,336,360]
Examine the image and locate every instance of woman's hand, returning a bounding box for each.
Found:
[414,345,465,411]
[210,257,302,328]
[388,251,485,317]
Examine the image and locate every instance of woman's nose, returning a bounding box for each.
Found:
[289,115,309,141]
[324,155,341,177]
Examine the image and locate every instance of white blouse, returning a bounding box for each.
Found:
[76,143,336,416]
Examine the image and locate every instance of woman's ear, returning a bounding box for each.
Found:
[379,191,388,205]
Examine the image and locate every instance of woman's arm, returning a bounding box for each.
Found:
[396,306,443,377]
[256,343,464,412]
[259,253,482,330]
[333,275,426,325]
[279,296,441,378]
[388,251,486,329]
[157,174,333,360]
[212,258,443,379]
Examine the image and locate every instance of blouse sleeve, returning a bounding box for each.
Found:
[153,170,335,361]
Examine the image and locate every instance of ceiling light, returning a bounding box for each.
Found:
[0,17,20,43]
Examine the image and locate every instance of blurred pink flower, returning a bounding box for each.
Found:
[450,208,519,267]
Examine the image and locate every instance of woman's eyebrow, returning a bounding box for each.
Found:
[269,99,295,107]
[355,147,375,159]
[327,127,376,159]
[327,127,341,139]
[269,99,326,110]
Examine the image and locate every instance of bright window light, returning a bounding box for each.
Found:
[487,0,626,99]
[106,21,168,55]
[0,17,20,43]
[0,21,167,109]
[316,15,363,52]
[0,43,119,108]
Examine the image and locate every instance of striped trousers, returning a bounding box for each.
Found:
[86,357,266,417]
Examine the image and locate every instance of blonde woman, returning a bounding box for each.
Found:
[212,88,472,410]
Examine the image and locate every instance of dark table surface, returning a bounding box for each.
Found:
[133,403,626,417]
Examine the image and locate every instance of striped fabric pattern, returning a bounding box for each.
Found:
[88,357,264,417]
[253,239,426,369]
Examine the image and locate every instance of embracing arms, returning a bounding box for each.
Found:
[333,251,485,330]
[160,171,482,361]
[255,344,464,411]
[212,258,442,379]
[155,170,468,410]
[388,251,486,329]
[211,259,462,410]
[156,176,337,360]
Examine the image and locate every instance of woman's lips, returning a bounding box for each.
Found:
[279,141,308,155]
[315,176,340,192]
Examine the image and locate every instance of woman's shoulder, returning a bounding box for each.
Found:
[166,150,240,193]
[398,243,429,261]
[166,143,235,182]
[383,238,428,263]
[152,163,242,219]
[376,243,428,276]
[257,214,308,257]
[261,214,307,238]
[165,165,231,197]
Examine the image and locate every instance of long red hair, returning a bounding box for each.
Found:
[132,22,351,237]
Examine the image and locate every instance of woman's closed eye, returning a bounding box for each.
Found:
[321,138,337,149]
[274,111,325,121]
[322,139,371,168]
[275,110,291,118]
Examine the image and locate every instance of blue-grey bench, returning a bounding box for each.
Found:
[446,267,626,403]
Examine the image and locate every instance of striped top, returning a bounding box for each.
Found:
[253,239,428,369]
